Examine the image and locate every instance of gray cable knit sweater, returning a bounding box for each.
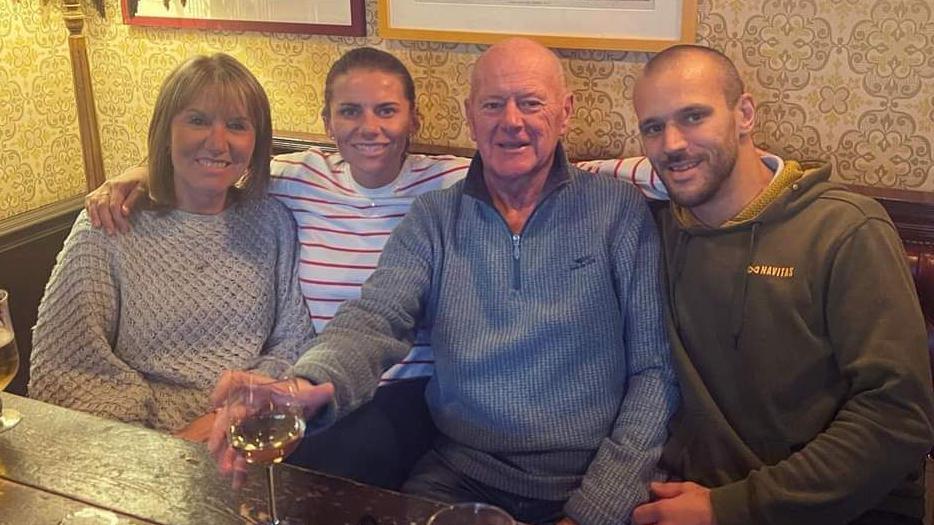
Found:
[29,197,316,432]
[294,147,679,525]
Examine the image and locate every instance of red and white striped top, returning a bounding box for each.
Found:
[576,156,668,201]
[269,148,470,383]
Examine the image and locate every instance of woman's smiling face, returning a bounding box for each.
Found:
[170,89,255,214]
[324,68,419,188]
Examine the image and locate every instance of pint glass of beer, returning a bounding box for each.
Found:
[0,289,21,431]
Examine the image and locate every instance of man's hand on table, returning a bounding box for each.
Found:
[631,481,716,525]
[174,411,217,443]
[206,370,335,489]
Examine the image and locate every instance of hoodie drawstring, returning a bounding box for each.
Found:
[667,230,691,332]
[729,222,760,351]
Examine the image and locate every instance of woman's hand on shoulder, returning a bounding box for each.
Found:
[85,166,150,235]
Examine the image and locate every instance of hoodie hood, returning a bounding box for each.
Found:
[665,159,833,352]
[671,159,833,233]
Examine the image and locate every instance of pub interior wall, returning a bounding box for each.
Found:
[1,0,931,220]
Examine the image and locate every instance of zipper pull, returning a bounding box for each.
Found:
[512,234,521,260]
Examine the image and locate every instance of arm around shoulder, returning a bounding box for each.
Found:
[575,156,669,201]
[85,165,150,235]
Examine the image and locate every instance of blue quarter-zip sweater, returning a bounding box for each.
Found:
[294,145,679,525]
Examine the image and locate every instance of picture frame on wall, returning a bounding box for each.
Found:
[378,0,695,51]
[122,0,367,37]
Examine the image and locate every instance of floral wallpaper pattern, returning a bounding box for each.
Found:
[0,0,931,220]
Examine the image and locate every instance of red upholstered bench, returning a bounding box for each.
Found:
[905,245,934,377]
[857,186,934,371]
[853,186,934,463]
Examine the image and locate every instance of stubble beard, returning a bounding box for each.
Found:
[658,139,739,210]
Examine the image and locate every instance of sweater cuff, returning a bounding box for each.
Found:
[291,362,340,432]
[710,481,754,525]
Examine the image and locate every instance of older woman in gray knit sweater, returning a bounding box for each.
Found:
[29,54,315,439]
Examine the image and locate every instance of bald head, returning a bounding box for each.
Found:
[464,37,573,197]
[470,38,567,101]
[639,44,744,107]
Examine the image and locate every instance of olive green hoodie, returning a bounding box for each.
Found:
[658,159,934,524]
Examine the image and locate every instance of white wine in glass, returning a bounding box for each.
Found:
[228,408,305,465]
[0,289,22,432]
[226,357,305,525]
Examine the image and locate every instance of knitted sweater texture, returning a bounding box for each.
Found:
[30,197,316,432]
[294,147,679,525]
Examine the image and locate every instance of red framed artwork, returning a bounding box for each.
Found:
[121,0,366,37]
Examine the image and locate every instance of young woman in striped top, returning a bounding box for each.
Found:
[269,48,471,383]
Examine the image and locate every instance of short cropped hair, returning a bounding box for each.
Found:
[644,44,745,107]
[147,53,272,208]
[322,47,417,123]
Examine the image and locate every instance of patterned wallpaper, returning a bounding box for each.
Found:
[1,0,932,221]
[0,1,86,220]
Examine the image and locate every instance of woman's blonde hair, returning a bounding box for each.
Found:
[147,53,272,208]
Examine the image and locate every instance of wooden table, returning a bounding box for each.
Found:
[0,393,446,524]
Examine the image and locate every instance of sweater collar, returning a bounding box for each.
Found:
[463,143,573,206]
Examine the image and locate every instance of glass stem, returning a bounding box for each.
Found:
[266,464,280,525]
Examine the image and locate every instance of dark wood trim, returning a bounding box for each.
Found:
[272,130,477,159]
[847,185,934,246]
[0,196,83,396]
[0,196,85,254]
[847,185,934,206]
[272,131,337,156]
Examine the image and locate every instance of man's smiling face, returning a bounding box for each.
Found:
[634,58,743,211]
[465,42,572,187]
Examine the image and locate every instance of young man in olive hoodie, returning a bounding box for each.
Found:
[629,45,934,525]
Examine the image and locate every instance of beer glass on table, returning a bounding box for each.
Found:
[0,289,22,432]
[225,357,305,525]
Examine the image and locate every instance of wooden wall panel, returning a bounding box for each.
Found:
[0,197,82,395]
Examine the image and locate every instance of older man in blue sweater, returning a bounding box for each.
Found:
[212,38,678,525]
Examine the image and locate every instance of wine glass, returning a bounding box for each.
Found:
[225,357,306,525]
[0,289,22,432]
[427,503,516,525]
